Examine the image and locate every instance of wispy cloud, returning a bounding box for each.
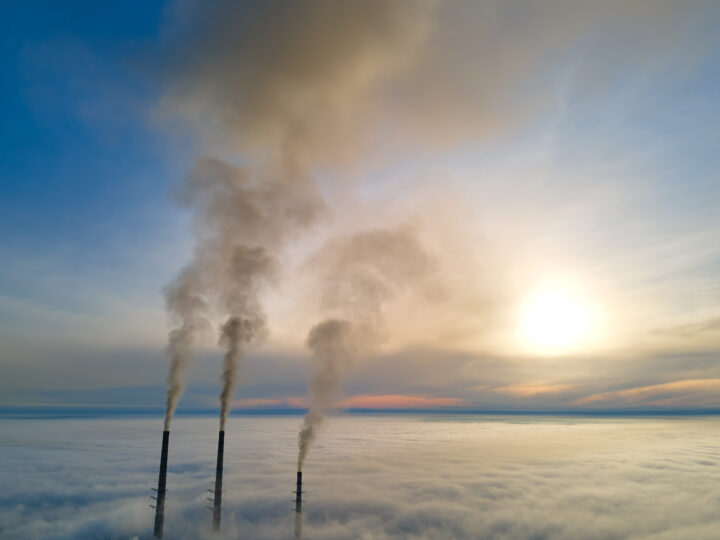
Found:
[575,378,720,407]
[339,394,466,409]
[493,382,575,398]
[231,397,305,409]
[653,316,720,338]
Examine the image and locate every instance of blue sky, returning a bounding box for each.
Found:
[1,2,185,347]
[2,1,720,413]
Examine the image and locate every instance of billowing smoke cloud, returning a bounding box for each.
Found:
[163,265,208,430]
[297,319,356,469]
[158,0,435,428]
[158,0,719,428]
[162,156,319,429]
[298,227,437,469]
[160,0,435,161]
[161,0,715,162]
[218,246,276,430]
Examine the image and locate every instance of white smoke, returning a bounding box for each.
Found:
[158,0,430,429]
[297,226,437,469]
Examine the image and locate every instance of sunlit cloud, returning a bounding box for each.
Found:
[339,394,466,409]
[575,378,720,407]
[493,382,575,398]
[230,398,305,409]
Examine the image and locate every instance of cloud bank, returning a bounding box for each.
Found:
[3,415,720,539]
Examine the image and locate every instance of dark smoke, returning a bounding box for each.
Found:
[218,246,275,430]
[164,266,207,430]
[161,155,319,429]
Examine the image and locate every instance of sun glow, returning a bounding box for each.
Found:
[522,291,590,349]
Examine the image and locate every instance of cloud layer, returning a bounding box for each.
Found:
[3,415,720,539]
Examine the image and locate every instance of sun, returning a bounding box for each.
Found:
[521,291,590,349]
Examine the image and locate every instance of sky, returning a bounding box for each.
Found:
[2,0,720,413]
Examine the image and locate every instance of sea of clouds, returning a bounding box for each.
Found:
[2,415,720,539]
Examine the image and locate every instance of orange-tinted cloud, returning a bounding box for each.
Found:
[231,394,465,409]
[574,379,720,406]
[231,397,305,408]
[493,382,574,398]
[340,394,466,409]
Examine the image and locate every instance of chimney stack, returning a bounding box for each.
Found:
[153,430,170,538]
[295,471,302,514]
[294,471,303,540]
[212,430,225,531]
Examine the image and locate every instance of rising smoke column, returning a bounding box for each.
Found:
[160,154,319,429]
[218,318,242,429]
[163,265,208,430]
[157,0,433,429]
[298,319,356,469]
[212,249,275,533]
[297,227,437,470]
[218,246,276,430]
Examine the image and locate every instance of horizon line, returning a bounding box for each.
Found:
[3,405,720,419]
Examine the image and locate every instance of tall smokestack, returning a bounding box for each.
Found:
[153,430,170,539]
[294,471,303,540]
[295,471,302,513]
[213,430,225,531]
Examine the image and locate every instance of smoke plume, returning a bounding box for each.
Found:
[161,150,317,426]
[218,246,276,430]
[160,0,712,160]
[298,319,356,469]
[158,0,432,427]
[163,265,207,430]
[157,0,712,429]
[297,227,437,469]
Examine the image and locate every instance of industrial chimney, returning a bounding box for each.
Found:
[295,471,302,513]
[294,471,303,540]
[212,430,225,531]
[153,430,170,538]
